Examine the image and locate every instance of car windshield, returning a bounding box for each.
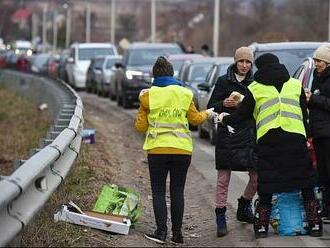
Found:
[78,48,115,60]
[254,49,316,75]
[188,63,213,82]
[106,59,120,69]
[128,48,182,66]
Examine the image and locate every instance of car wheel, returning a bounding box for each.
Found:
[117,91,122,106]
[122,91,131,109]
[198,125,208,139]
[209,124,217,145]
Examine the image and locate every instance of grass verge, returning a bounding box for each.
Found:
[0,86,51,175]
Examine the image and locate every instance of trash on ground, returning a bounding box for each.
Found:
[189,233,201,238]
[93,184,141,225]
[38,103,48,111]
[81,128,96,144]
[54,201,131,235]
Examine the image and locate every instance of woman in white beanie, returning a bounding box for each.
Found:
[306,43,330,224]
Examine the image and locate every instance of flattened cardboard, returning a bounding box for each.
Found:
[54,205,131,235]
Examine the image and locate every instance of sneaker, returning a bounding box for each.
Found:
[144,230,167,244]
[171,231,183,244]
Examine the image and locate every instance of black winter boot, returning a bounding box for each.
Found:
[237,196,254,224]
[254,205,271,239]
[304,200,323,237]
[215,207,227,237]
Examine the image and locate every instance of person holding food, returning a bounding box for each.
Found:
[207,46,257,237]
[219,53,322,238]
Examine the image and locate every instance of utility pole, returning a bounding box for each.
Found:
[151,0,156,43]
[31,12,38,43]
[111,0,116,44]
[64,4,71,48]
[42,7,47,53]
[213,0,220,56]
[53,10,58,53]
[86,2,91,43]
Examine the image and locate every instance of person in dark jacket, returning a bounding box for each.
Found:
[219,53,322,238]
[207,46,258,237]
[305,43,330,224]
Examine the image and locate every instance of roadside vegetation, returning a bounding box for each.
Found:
[21,123,117,246]
[0,86,51,175]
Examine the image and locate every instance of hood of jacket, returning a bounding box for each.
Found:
[313,65,330,84]
[254,63,290,90]
[226,63,254,86]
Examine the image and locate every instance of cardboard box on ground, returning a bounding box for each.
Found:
[54,185,141,235]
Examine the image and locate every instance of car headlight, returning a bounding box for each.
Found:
[125,70,143,80]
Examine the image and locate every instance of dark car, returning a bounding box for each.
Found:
[57,52,69,81]
[197,57,234,145]
[249,42,322,75]
[114,42,183,108]
[86,56,105,93]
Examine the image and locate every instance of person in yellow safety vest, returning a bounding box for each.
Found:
[218,53,322,239]
[134,56,216,244]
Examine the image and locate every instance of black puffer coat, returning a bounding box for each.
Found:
[207,64,256,171]
[222,63,317,194]
[308,66,330,138]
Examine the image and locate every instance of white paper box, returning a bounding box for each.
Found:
[54,205,131,235]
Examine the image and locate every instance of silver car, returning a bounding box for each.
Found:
[95,55,122,97]
[197,57,234,145]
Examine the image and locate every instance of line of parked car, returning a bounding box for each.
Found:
[0,40,324,146]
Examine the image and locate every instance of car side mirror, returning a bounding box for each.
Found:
[114,62,124,68]
[67,57,74,63]
[197,82,210,92]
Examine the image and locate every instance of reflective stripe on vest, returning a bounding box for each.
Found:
[248,78,306,141]
[143,85,193,152]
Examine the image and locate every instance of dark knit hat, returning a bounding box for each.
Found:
[255,53,280,69]
[152,56,174,78]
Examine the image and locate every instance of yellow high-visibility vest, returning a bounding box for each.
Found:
[143,85,193,152]
[248,78,306,141]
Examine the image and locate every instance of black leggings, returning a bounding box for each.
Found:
[148,154,191,233]
[259,188,316,208]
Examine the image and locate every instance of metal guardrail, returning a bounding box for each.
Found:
[0,70,83,246]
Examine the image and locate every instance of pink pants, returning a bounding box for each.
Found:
[216,170,258,208]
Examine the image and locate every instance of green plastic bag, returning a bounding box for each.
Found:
[93,184,141,224]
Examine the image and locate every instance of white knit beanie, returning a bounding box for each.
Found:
[313,43,330,64]
[234,46,254,63]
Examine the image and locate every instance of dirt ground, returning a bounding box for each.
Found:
[71,94,257,247]
[21,93,258,247]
